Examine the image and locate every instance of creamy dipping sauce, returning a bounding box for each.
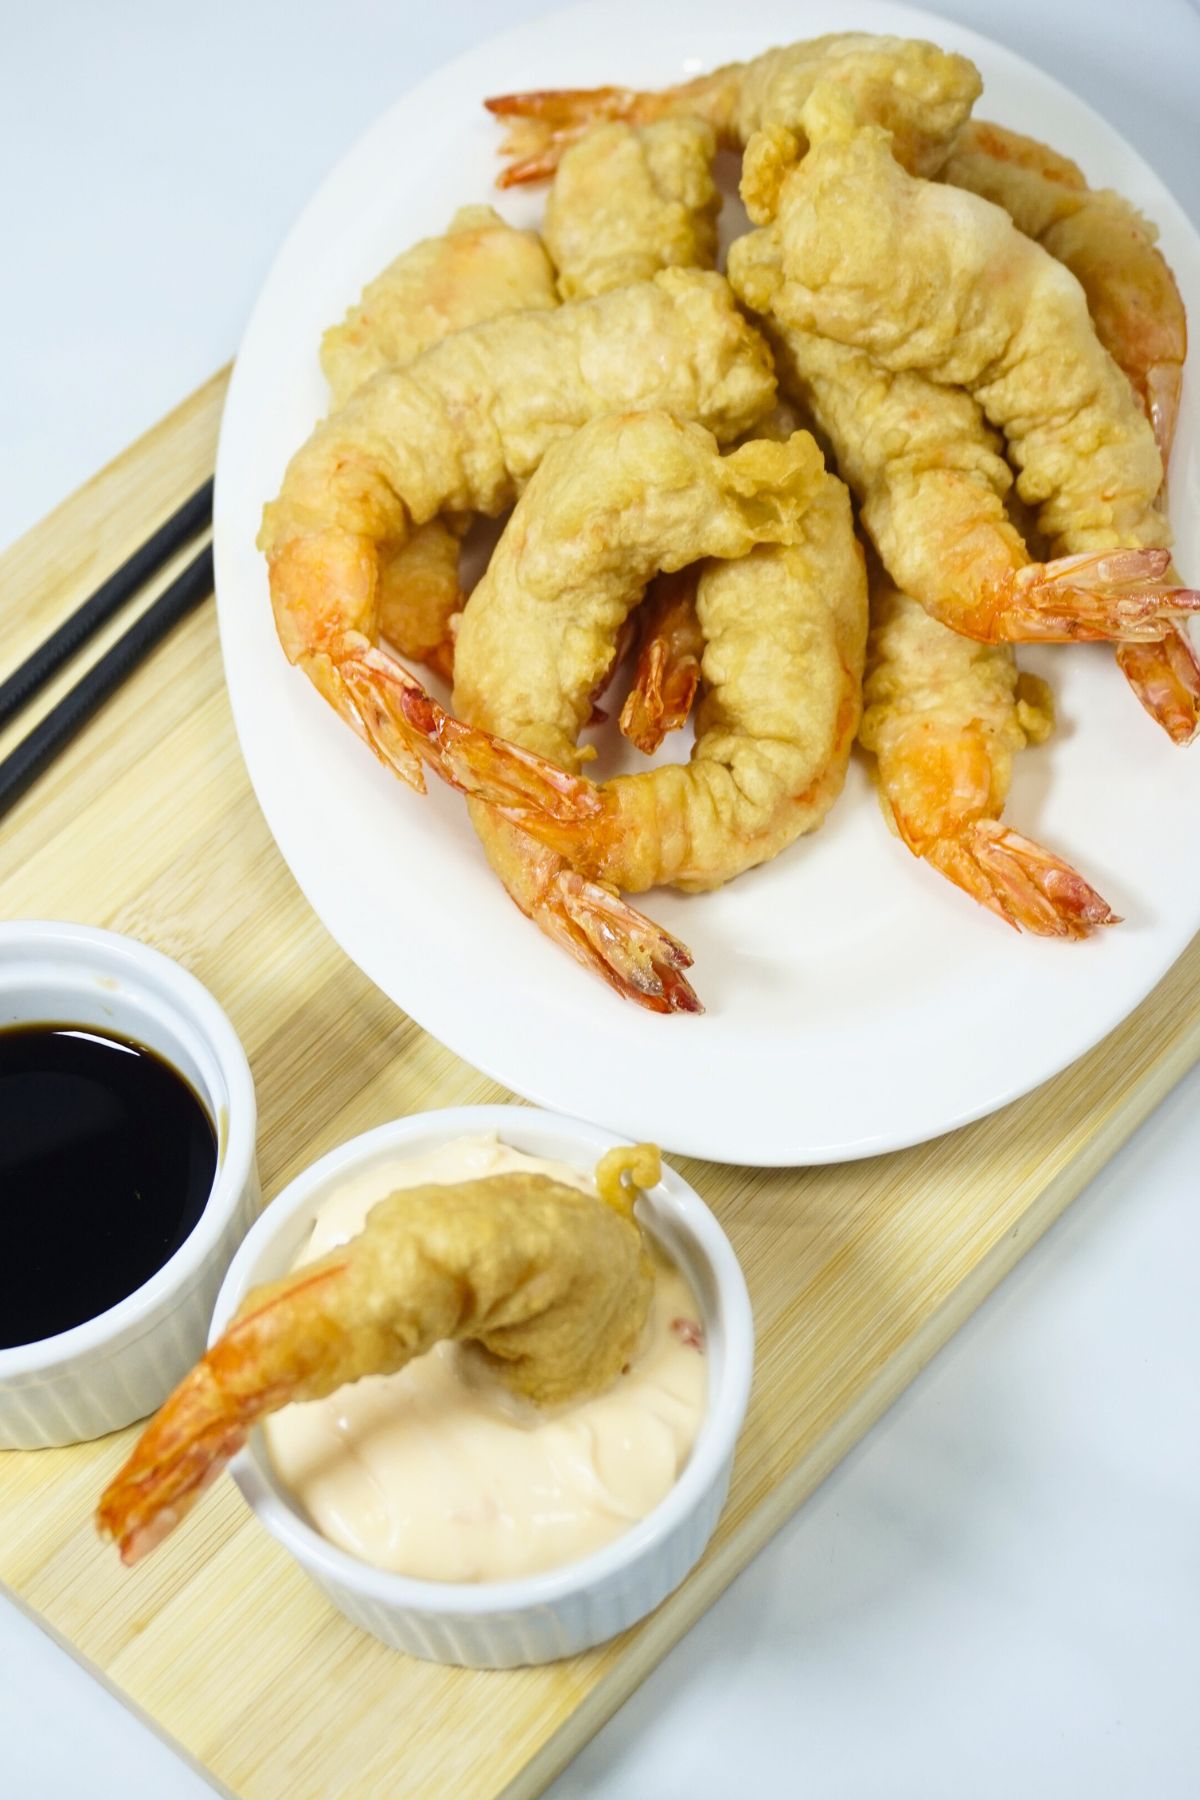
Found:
[262,1134,707,1582]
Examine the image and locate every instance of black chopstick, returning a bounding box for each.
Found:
[0,543,213,825]
[0,477,213,732]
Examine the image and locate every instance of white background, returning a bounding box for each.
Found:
[2,2,1199,1795]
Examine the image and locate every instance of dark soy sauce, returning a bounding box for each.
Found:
[0,1025,218,1349]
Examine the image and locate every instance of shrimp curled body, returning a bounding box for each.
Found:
[259,268,775,798]
[97,1167,656,1565]
[443,411,867,895]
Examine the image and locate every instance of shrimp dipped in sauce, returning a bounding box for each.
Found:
[486,32,981,185]
[97,1150,660,1565]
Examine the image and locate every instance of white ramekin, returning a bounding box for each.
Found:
[213,1104,753,1668]
[0,920,260,1448]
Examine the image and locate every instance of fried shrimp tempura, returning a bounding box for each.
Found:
[441,411,865,896]
[486,32,981,185]
[617,402,809,755]
[97,1157,660,1565]
[544,118,719,300]
[260,268,775,787]
[941,122,1186,468]
[758,323,1158,645]
[859,574,1118,936]
[941,120,1197,743]
[320,204,558,405]
[542,115,722,754]
[320,207,557,678]
[260,274,774,1013]
[728,107,1199,644]
[316,206,559,678]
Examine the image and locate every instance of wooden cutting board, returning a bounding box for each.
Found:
[2,371,1198,1800]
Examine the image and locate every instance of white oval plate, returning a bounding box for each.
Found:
[214,0,1200,1167]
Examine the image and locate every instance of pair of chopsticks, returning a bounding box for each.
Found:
[0,480,215,823]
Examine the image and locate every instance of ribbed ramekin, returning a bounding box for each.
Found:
[0,921,259,1448]
[214,1104,754,1668]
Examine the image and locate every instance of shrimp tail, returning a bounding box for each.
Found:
[620,571,704,754]
[97,1263,350,1565]
[342,645,605,822]
[484,87,647,185]
[997,549,1200,642]
[331,654,427,792]
[552,872,702,1013]
[99,1411,248,1567]
[926,820,1120,939]
[1116,625,1200,746]
[619,634,700,753]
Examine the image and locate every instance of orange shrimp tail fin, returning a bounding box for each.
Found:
[98,1419,249,1566]
[98,1262,353,1565]
[620,569,704,754]
[996,549,1200,643]
[330,652,427,793]
[926,820,1120,939]
[484,87,645,185]
[343,645,605,821]
[620,636,701,755]
[1116,626,1200,746]
[545,871,702,1013]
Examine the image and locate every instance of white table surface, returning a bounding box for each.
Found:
[2,3,1198,1796]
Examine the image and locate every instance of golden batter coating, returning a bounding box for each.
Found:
[319,205,558,678]
[320,204,558,405]
[540,115,720,758]
[940,119,1197,743]
[487,32,981,185]
[97,1160,658,1565]
[739,317,1172,645]
[859,574,1117,935]
[616,399,810,756]
[728,117,1198,644]
[732,108,1169,557]
[448,411,866,894]
[375,515,465,682]
[940,121,1186,466]
[260,268,776,794]
[544,118,719,300]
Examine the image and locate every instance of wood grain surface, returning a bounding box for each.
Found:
[1,373,1198,1800]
